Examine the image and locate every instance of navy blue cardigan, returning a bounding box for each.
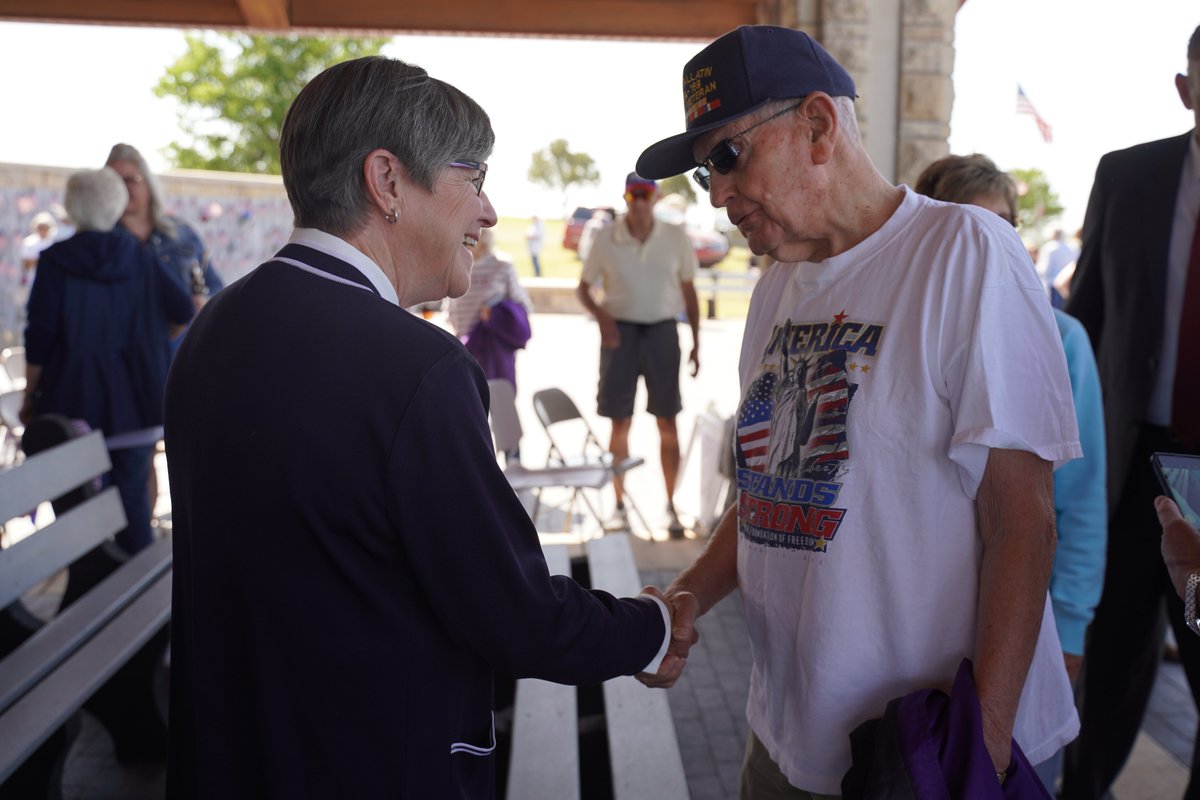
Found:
[164,245,665,799]
[25,228,194,435]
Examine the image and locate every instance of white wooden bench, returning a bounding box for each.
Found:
[0,430,172,794]
[506,534,689,799]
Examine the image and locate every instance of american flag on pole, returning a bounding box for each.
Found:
[1017,85,1053,143]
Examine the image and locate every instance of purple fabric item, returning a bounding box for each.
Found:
[843,659,1050,799]
[463,299,531,388]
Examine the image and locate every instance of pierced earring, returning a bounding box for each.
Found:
[385,210,398,224]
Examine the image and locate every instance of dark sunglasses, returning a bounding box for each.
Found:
[449,160,487,196]
[692,101,805,191]
[624,187,655,202]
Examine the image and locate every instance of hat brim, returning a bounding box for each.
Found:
[635,99,773,180]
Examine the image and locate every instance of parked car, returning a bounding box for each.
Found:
[562,205,730,268]
[687,228,730,269]
[562,206,614,251]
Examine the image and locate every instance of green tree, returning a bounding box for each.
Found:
[154,33,389,174]
[659,174,697,205]
[527,140,600,208]
[1011,167,1065,234]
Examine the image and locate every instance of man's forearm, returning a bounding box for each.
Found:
[682,282,700,348]
[668,504,739,615]
[974,448,1056,770]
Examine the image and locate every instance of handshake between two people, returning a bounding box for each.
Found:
[634,586,702,688]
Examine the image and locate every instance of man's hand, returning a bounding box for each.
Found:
[598,311,621,350]
[1158,496,1200,600]
[688,346,700,377]
[636,586,700,689]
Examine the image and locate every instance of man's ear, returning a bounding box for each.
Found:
[1178,72,1195,111]
[362,148,406,221]
[804,93,839,165]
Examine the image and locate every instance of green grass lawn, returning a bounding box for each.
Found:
[492,216,754,319]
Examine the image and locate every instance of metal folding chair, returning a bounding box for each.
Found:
[486,380,630,536]
[530,387,649,534]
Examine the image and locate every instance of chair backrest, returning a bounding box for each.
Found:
[532,388,583,428]
[532,387,607,467]
[486,379,522,458]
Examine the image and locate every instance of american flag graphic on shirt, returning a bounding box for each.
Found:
[737,370,776,472]
[733,313,882,553]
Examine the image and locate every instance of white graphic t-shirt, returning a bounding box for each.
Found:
[735,187,1082,794]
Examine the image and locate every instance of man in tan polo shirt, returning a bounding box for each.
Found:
[576,172,701,537]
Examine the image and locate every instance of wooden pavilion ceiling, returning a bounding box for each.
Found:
[0,0,761,39]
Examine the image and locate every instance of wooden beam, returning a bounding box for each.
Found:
[0,0,758,39]
[235,0,290,29]
[0,0,245,28]
[291,0,758,40]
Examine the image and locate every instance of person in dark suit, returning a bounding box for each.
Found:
[1062,24,1200,800]
[164,56,686,800]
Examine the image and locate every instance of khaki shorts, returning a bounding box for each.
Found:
[741,729,841,800]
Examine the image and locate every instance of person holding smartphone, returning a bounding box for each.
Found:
[1158,496,1200,625]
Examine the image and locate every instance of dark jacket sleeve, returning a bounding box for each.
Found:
[1064,156,1108,348]
[387,349,664,684]
[156,249,196,326]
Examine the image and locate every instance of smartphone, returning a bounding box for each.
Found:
[1151,452,1200,528]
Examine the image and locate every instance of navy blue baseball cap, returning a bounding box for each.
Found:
[636,26,857,180]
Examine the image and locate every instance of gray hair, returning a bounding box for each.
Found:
[757,96,860,147]
[64,168,129,232]
[105,143,177,238]
[279,56,495,236]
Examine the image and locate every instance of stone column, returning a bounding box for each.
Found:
[896,0,957,186]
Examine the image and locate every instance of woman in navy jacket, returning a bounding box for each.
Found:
[163,56,676,800]
[23,167,194,554]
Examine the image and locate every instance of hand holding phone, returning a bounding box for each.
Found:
[1151,452,1200,528]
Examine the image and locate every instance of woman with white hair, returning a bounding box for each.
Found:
[105,143,223,331]
[22,167,195,555]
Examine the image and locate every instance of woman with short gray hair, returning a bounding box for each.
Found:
[164,55,675,800]
[22,166,195,555]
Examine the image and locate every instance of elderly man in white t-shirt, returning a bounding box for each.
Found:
[576,172,701,537]
[633,25,1082,797]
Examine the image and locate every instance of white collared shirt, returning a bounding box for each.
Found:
[287,228,400,307]
[1149,134,1200,425]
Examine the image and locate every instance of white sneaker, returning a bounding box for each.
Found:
[666,504,686,538]
[603,505,631,532]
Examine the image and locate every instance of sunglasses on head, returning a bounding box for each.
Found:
[692,100,805,191]
[624,187,655,202]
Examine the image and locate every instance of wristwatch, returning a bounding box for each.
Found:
[1187,573,1200,637]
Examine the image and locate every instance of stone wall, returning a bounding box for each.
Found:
[757,0,957,186]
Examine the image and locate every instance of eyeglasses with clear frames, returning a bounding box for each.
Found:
[449,160,487,196]
[691,101,805,192]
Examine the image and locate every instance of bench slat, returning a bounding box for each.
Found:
[0,431,110,524]
[0,569,172,784]
[0,537,172,715]
[587,534,690,800]
[0,487,126,610]
[507,544,580,800]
